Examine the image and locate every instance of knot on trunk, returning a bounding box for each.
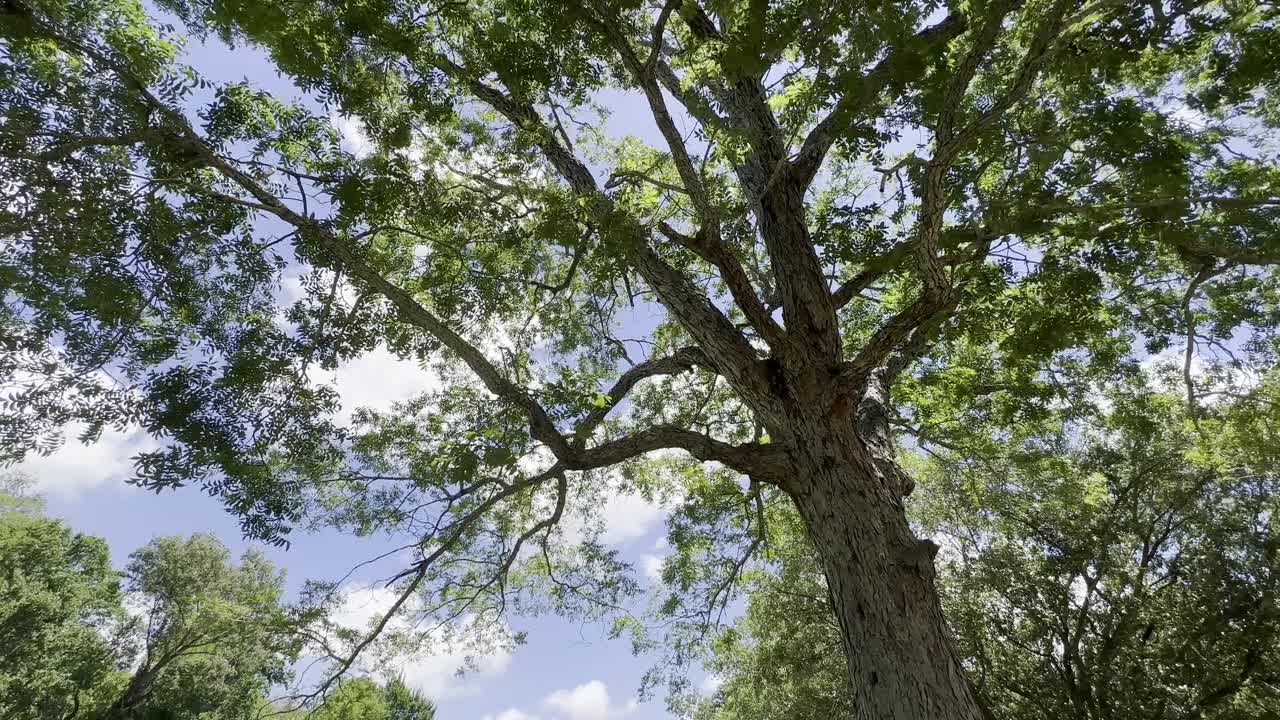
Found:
[872,455,915,499]
[896,538,940,580]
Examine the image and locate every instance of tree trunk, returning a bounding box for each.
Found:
[785,424,986,720]
[102,663,157,720]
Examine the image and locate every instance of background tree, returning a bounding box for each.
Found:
[0,474,129,720]
[102,533,304,720]
[0,494,424,720]
[309,678,390,720]
[291,676,437,720]
[4,0,1280,716]
[383,676,437,720]
[691,378,1280,719]
[682,506,854,720]
[0,472,42,515]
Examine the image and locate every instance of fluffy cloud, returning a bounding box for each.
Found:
[481,710,540,720]
[520,448,674,549]
[331,113,372,159]
[275,271,439,423]
[1139,347,1262,398]
[323,346,441,424]
[640,554,665,583]
[543,680,637,720]
[597,490,668,545]
[329,585,512,699]
[480,681,637,720]
[552,485,670,548]
[18,423,156,499]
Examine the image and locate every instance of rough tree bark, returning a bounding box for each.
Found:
[785,433,984,720]
[417,7,1007,715]
[745,348,986,720]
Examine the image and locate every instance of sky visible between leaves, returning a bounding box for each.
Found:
[13,7,1249,718]
[18,7,711,719]
[11,5,1251,719]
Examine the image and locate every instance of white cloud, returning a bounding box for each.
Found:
[543,680,637,720]
[323,347,440,424]
[331,113,373,159]
[517,445,557,477]
[640,554,665,583]
[329,586,512,699]
[330,585,398,631]
[276,271,361,309]
[598,490,667,545]
[700,673,724,694]
[394,644,511,701]
[482,710,540,720]
[107,593,151,672]
[555,484,669,548]
[1140,347,1205,380]
[18,423,157,499]
[535,460,673,549]
[1139,347,1262,401]
[273,270,439,424]
[556,453,703,549]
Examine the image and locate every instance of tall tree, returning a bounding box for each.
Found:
[103,534,303,720]
[0,477,128,720]
[3,0,1280,716]
[383,676,437,720]
[0,497,343,720]
[294,676,437,720]
[691,379,1280,719]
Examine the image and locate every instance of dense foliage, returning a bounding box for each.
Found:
[4,0,1280,715]
[692,380,1280,719]
[0,482,436,720]
[297,677,437,720]
[103,533,303,720]
[0,477,126,720]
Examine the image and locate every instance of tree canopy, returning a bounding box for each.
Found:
[0,476,126,720]
[3,0,1280,716]
[691,380,1280,719]
[0,482,437,720]
[296,676,437,720]
[102,533,304,720]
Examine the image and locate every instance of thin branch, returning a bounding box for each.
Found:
[588,2,714,220]
[1181,262,1226,427]
[646,0,678,72]
[572,346,712,445]
[831,268,885,309]
[657,222,786,347]
[531,227,591,294]
[792,12,967,187]
[310,464,563,699]
[427,52,773,407]
[604,169,689,195]
[28,19,578,461]
[28,129,162,161]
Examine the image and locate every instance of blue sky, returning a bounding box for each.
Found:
[20,14,711,720]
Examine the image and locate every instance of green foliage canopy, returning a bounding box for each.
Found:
[692,379,1280,719]
[0,476,127,720]
[0,492,345,720]
[4,0,1280,714]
